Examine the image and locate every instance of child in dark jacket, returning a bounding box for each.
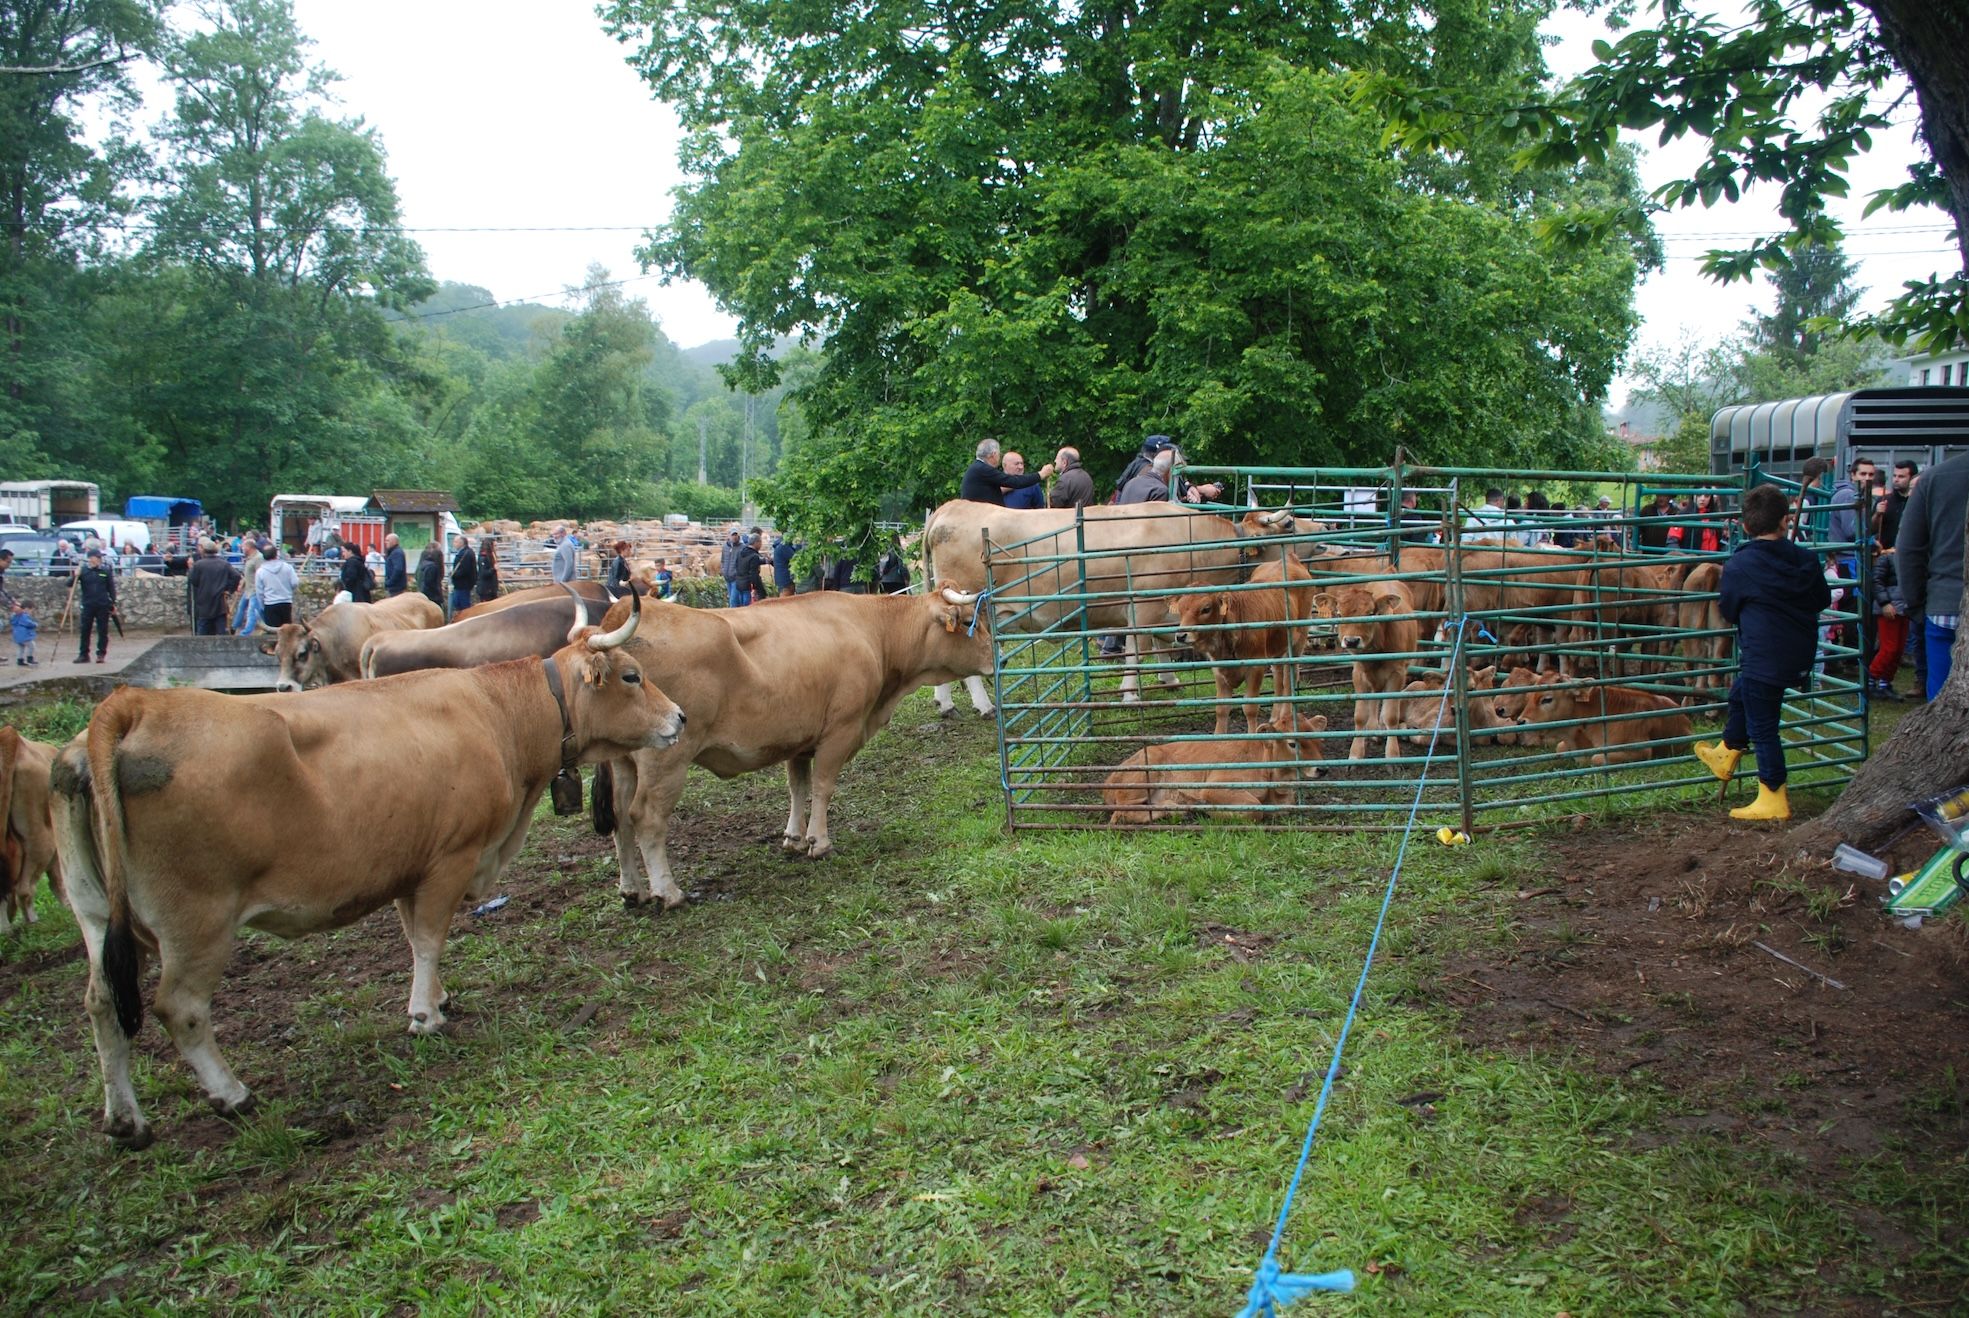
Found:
[1693,484,1833,821]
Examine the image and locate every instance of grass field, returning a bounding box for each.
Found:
[0,689,1963,1314]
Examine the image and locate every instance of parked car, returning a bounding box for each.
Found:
[0,535,78,576]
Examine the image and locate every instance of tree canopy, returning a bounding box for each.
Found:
[606,0,1656,541]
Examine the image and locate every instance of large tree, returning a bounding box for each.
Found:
[605,0,1653,543]
[0,0,158,467]
[112,0,434,522]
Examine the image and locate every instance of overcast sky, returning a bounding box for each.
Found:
[284,1,1955,399]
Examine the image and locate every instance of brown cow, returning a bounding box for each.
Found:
[361,592,603,678]
[920,500,1247,716]
[2,726,60,935]
[1312,581,1419,761]
[1394,666,1517,747]
[1514,681,1693,765]
[596,586,996,907]
[1102,711,1328,825]
[1676,561,1731,691]
[50,595,685,1148]
[1168,551,1316,733]
[258,592,443,691]
[451,579,614,622]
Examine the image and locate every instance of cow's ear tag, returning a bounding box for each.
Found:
[944,614,958,634]
[550,769,584,816]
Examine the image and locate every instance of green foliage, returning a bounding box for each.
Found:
[1368,0,1969,351]
[0,0,162,474]
[606,0,1652,546]
[645,479,739,522]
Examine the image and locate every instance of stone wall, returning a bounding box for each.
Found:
[1,571,342,631]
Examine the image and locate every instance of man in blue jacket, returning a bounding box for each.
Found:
[1693,484,1834,822]
[383,534,408,596]
[771,531,802,597]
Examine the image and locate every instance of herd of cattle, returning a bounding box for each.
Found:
[1,496,1738,1148]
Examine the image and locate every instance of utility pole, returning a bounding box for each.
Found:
[696,414,708,485]
[742,395,755,519]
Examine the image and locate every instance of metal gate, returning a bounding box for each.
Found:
[981,459,1868,833]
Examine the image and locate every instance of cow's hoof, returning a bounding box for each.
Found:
[660,893,687,912]
[781,833,806,852]
[937,705,956,719]
[621,891,648,910]
[1120,692,1141,705]
[407,1013,446,1036]
[106,1117,154,1151]
[210,1091,256,1120]
[806,840,833,860]
[975,706,995,719]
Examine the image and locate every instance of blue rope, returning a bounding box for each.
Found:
[1236,617,1469,1317]
[965,585,993,637]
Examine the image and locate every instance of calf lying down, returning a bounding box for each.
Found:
[1514,682,1693,765]
[1103,712,1327,825]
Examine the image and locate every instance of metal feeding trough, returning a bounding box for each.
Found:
[116,636,281,692]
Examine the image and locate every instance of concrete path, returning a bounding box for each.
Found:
[0,629,174,692]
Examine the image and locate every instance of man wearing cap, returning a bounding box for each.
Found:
[1112,435,1223,504]
[73,548,117,663]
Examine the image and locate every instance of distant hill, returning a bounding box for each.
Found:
[682,338,741,367]
[394,283,572,362]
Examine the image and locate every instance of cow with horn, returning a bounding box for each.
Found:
[593,583,995,907]
[51,589,684,1149]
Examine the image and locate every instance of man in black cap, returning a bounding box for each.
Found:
[73,547,117,663]
[1112,435,1223,504]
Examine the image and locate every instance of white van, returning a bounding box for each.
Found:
[58,518,154,552]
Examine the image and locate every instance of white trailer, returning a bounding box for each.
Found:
[0,479,100,530]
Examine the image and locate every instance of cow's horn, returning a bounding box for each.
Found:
[587,584,641,650]
[940,587,978,605]
[1258,509,1291,527]
[563,583,591,643]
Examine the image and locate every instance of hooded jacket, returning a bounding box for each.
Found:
[1895,450,1968,622]
[1719,536,1833,689]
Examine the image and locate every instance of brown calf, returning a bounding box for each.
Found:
[1312,581,1419,761]
[1102,712,1327,825]
[1676,561,1731,691]
[1515,682,1693,765]
[1169,553,1316,734]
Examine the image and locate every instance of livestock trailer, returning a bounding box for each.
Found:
[1710,387,1969,480]
[269,494,373,554]
[123,495,205,550]
[0,479,100,530]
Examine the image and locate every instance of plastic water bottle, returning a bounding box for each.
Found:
[1830,843,1889,881]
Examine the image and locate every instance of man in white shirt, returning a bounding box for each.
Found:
[1463,488,1509,541]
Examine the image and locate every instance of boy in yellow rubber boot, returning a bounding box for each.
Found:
[1693,483,1832,821]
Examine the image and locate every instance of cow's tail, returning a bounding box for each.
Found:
[86,697,144,1038]
[591,760,616,836]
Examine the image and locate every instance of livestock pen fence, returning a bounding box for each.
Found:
[979,460,1868,833]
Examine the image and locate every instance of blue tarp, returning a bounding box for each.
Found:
[123,495,203,522]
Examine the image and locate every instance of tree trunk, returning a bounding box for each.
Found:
[1792,2,1969,853]
[1795,497,1969,853]
[1862,0,1969,279]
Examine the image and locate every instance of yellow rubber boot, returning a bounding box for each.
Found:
[1729,781,1791,822]
[1693,741,1743,782]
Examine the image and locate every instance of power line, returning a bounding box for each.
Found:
[400,271,670,320]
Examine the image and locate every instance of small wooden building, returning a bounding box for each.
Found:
[366,490,460,563]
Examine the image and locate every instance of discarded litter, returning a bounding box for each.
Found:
[469,896,510,917]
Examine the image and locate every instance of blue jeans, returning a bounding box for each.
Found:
[450,588,474,617]
[194,616,225,636]
[727,579,746,607]
[232,591,261,634]
[1723,674,1788,789]
[1926,619,1958,700]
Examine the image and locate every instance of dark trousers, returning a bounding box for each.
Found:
[1723,674,1787,788]
[450,587,473,617]
[77,604,111,657]
[194,615,226,636]
[261,601,294,628]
